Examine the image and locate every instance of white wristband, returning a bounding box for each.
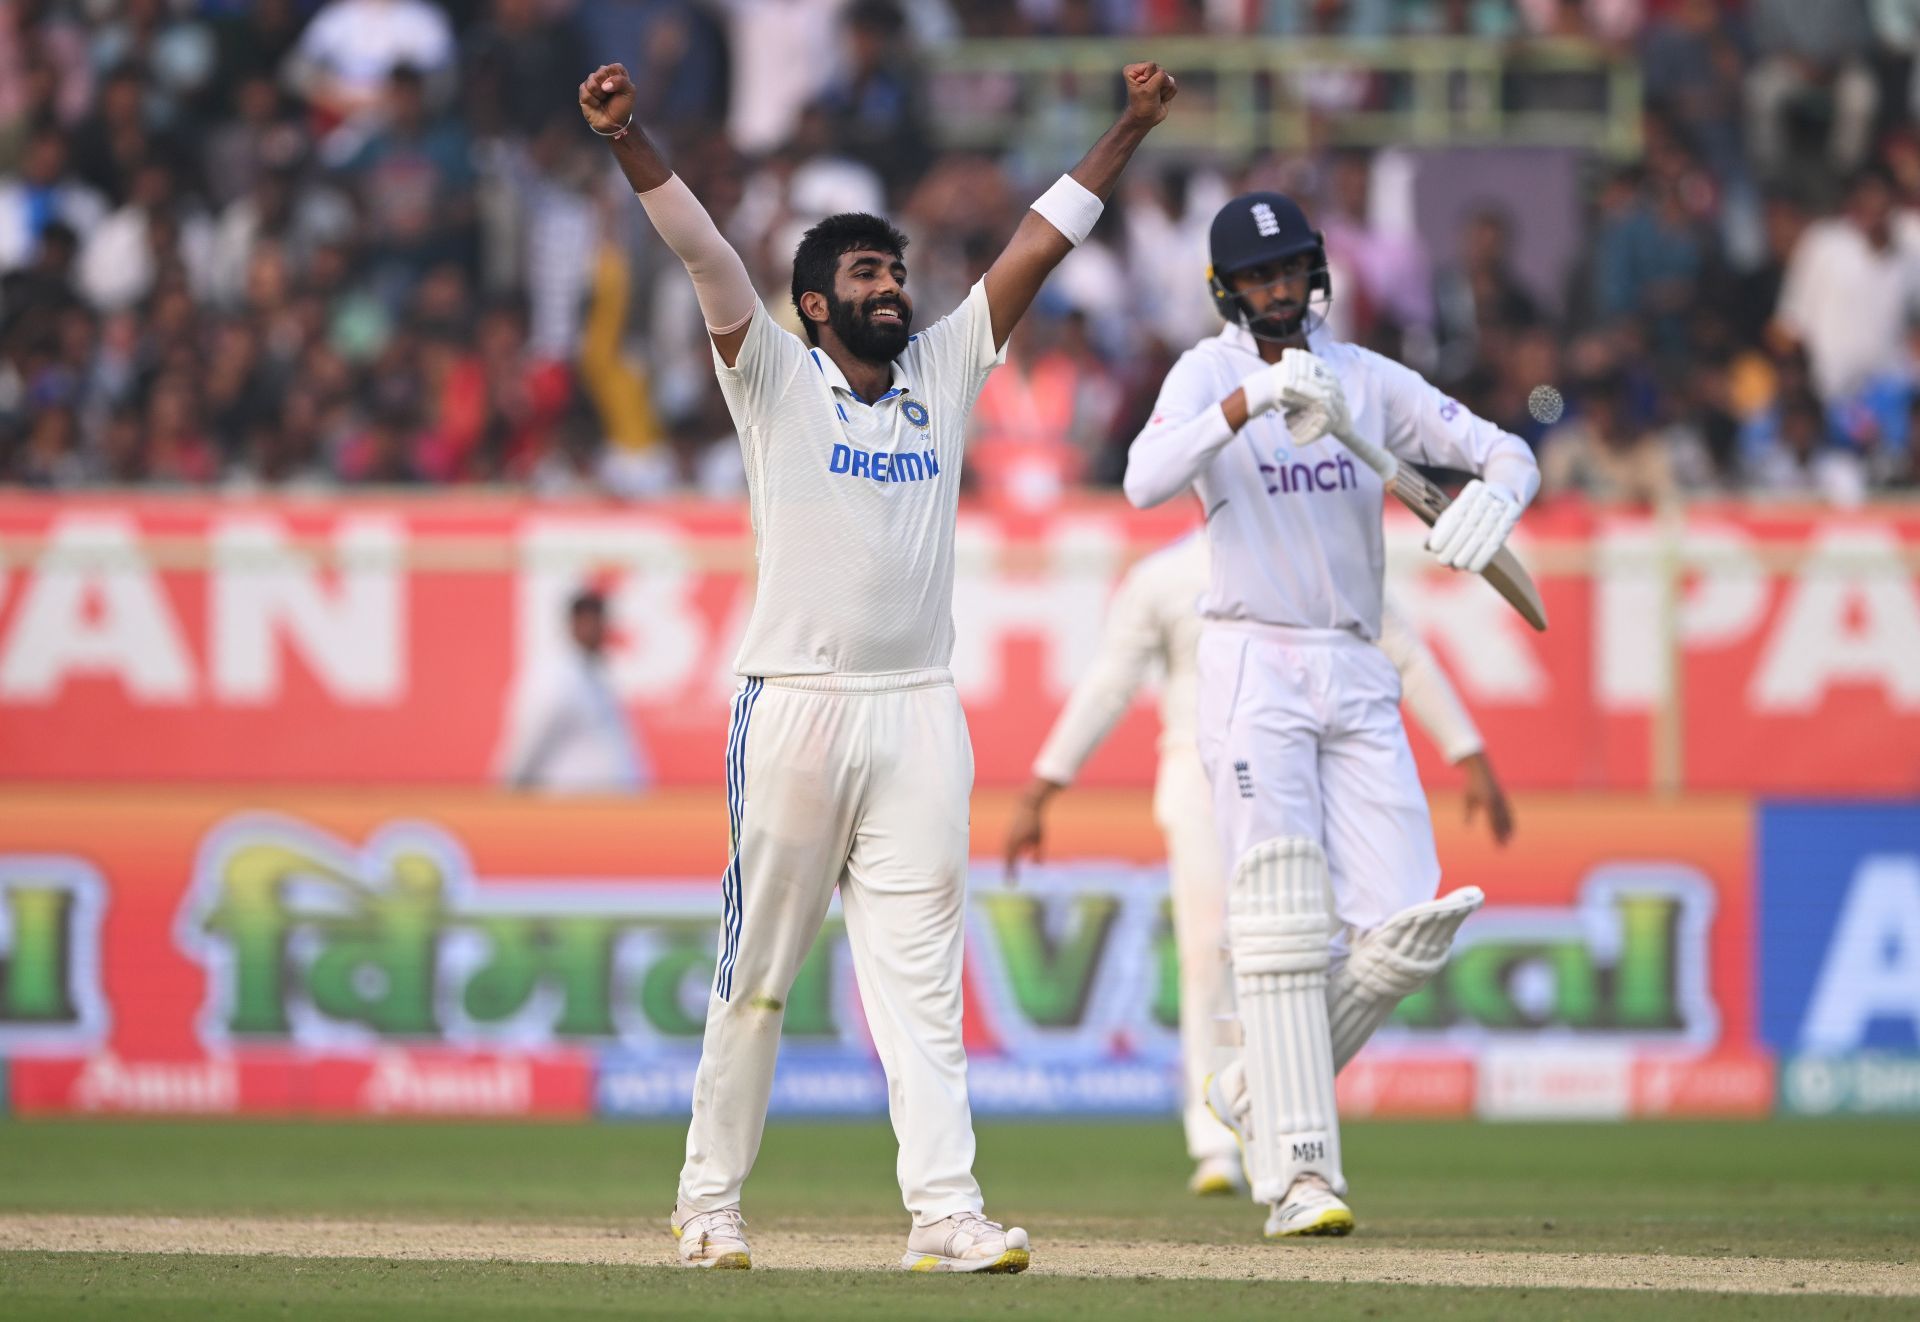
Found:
[1030,175,1103,246]
[1240,363,1280,418]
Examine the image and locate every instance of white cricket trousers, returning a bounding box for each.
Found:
[1194,623,1440,938]
[678,668,984,1228]
[1155,748,1239,1162]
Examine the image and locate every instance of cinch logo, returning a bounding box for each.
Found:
[1259,453,1359,496]
[829,443,940,484]
[1252,202,1280,237]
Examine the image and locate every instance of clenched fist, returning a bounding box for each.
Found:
[578,63,635,135]
[1122,62,1177,128]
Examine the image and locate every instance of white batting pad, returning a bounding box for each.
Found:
[1227,837,1342,1203]
[1329,886,1484,1071]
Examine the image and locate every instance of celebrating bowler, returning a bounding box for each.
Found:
[580,59,1175,1272]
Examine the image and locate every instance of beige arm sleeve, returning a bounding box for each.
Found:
[637,174,756,335]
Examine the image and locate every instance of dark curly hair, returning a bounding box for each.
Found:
[790,213,910,345]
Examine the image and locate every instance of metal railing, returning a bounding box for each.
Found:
[925,36,1642,161]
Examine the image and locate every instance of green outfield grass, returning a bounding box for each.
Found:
[7,1253,1919,1322]
[2,1118,1917,1319]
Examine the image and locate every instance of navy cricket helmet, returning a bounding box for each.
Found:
[1207,192,1331,341]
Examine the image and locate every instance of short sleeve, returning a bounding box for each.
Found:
[910,278,1009,410]
[711,300,810,430]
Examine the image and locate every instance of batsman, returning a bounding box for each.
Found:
[1123,193,1541,1238]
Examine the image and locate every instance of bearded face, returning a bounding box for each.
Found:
[825,284,913,362]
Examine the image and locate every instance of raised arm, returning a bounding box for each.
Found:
[579,63,757,366]
[981,62,1177,350]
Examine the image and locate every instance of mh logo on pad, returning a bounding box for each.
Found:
[1252,202,1280,236]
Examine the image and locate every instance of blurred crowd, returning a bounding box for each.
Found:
[3,0,1920,505]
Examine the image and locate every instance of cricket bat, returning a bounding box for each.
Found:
[1326,419,1548,632]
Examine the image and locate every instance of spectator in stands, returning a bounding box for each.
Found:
[714,0,849,156]
[1773,169,1920,412]
[203,72,306,208]
[1746,0,1878,184]
[2,0,1916,498]
[1434,203,1545,387]
[340,64,477,303]
[211,0,309,105]
[142,370,219,485]
[1745,386,1869,505]
[1517,0,1644,45]
[1253,1,1394,36]
[1539,371,1678,505]
[77,161,214,314]
[1724,190,1806,351]
[968,310,1121,509]
[284,0,457,128]
[462,0,588,139]
[0,125,106,274]
[1319,149,1435,365]
[817,0,929,199]
[573,1,729,140]
[1590,166,1710,356]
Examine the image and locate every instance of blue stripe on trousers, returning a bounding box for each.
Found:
[717,676,762,1001]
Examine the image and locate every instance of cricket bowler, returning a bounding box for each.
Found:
[578,59,1176,1272]
[1003,532,1514,1198]
[1123,192,1540,1237]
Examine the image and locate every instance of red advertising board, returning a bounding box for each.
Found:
[0,788,1765,1119]
[0,496,1914,792]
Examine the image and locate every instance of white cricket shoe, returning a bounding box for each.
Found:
[1208,1068,1357,1238]
[670,1205,751,1269]
[900,1211,1031,1273]
[1264,1175,1354,1239]
[1188,1152,1246,1196]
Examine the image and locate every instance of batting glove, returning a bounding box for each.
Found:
[1276,349,1349,443]
[1426,479,1522,573]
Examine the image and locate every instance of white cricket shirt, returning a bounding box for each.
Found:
[1031,533,1484,795]
[714,279,1006,677]
[1123,322,1538,640]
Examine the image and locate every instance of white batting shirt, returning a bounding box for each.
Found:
[1123,322,1539,641]
[714,280,1006,677]
[1032,532,1486,800]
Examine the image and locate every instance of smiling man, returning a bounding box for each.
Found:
[577,60,1175,1273]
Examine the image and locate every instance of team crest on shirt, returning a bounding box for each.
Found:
[901,399,931,429]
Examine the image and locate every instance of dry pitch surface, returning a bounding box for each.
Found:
[4,1212,1919,1297]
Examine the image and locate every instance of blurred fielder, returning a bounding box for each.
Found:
[1003,531,1512,1198]
[1123,193,1540,1238]
[579,60,1175,1272]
